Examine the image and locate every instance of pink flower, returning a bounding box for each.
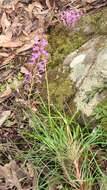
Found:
[41,38,48,46]
[24,33,49,89]
[59,8,83,28]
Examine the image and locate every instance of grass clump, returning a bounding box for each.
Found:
[18,102,107,190]
[92,98,107,130]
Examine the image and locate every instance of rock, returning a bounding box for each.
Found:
[45,7,107,115]
[64,36,107,116]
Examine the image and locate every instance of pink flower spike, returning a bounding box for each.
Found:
[41,49,49,57]
[25,33,49,90]
[33,46,40,51]
[32,52,41,59]
[41,38,48,46]
[58,8,83,28]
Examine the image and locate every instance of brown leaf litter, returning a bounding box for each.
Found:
[0,0,50,122]
[0,0,48,65]
[0,160,37,190]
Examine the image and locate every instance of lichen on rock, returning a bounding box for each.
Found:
[66,35,107,116]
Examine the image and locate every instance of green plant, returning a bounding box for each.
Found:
[19,103,107,190]
[84,84,107,103]
[92,98,107,130]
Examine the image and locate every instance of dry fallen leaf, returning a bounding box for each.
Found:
[0,87,12,103]
[46,0,52,9]
[0,33,12,44]
[1,12,11,33]
[0,70,12,83]
[86,0,96,3]
[0,160,22,190]
[0,0,4,6]
[0,160,35,190]
[26,1,43,17]
[16,40,34,54]
[0,165,5,177]
[0,52,9,57]
[21,66,29,75]
[25,2,36,18]
[0,54,15,67]
[27,163,35,178]
[0,40,23,48]
[24,20,33,35]
[0,110,11,126]
[10,16,22,37]
[26,163,39,190]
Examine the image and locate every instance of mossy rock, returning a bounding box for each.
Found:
[44,7,107,111]
[46,21,89,110]
[47,23,89,68]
